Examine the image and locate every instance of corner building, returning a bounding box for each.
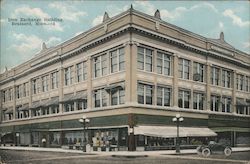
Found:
[1,7,250,151]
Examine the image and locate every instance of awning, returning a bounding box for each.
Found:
[5,108,13,114]
[74,91,87,101]
[105,83,125,93]
[41,97,59,107]
[18,104,29,111]
[60,93,75,103]
[30,101,42,109]
[134,126,217,138]
[236,99,249,106]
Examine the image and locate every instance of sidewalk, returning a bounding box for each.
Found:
[1,146,250,157]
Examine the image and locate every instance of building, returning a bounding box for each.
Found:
[0,7,250,151]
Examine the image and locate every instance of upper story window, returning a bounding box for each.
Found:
[178,89,190,108]
[221,69,231,88]
[137,47,153,72]
[2,90,6,102]
[245,76,250,92]
[211,67,220,86]
[211,95,220,112]
[111,86,125,105]
[94,88,108,108]
[236,74,244,91]
[93,54,108,78]
[110,47,125,73]
[221,96,231,113]
[32,78,40,94]
[193,62,204,82]
[138,83,153,105]
[193,92,204,110]
[23,82,29,97]
[236,98,246,114]
[246,99,250,115]
[178,58,190,80]
[64,66,74,86]
[16,85,22,99]
[8,88,13,101]
[157,86,171,107]
[157,52,171,76]
[76,61,87,82]
[51,71,59,89]
[42,75,49,92]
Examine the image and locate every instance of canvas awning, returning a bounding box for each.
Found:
[105,83,125,93]
[5,108,13,114]
[30,101,43,109]
[74,91,87,101]
[134,126,217,138]
[236,99,249,106]
[41,97,59,107]
[18,104,29,111]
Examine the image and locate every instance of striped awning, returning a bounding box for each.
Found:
[5,108,13,114]
[105,82,125,93]
[134,126,217,138]
[236,99,250,106]
[30,101,42,109]
[18,104,29,111]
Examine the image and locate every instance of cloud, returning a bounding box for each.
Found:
[92,15,103,26]
[46,36,61,47]
[219,22,224,29]
[134,1,155,14]
[243,42,250,49]
[12,6,63,31]
[49,2,87,22]
[223,9,250,27]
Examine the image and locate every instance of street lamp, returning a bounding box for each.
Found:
[79,115,90,152]
[172,113,184,153]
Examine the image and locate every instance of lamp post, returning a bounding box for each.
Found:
[172,113,184,153]
[79,115,90,152]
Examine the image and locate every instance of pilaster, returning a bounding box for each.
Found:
[173,54,179,107]
[87,57,92,109]
[206,63,211,111]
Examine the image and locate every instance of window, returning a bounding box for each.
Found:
[211,95,220,112]
[111,88,125,105]
[76,62,87,82]
[178,59,190,79]
[64,66,74,86]
[32,79,40,94]
[137,47,153,72]
[9,88,13,101]
[157,52,171,76]
[193,62,204,82]
[42,107,50,115]
[236,98,245,115]
[236,74,244,91]
[51,72,58,89]
[64,102,74,112]
[246,99,250,115]
[110,48,125,73]
[222,70,231,88]
[221,97,231,113]
[157,86,171,106]
[42,75,49,92]
[16,85,22,99]
[94,89,108,107]
[51,105,59,114]
[245,76,249,92]
[2,90,6,102]
[93,55,108,78]
[178,90,190,108]
[137,83,153,105]
[76,100,87,110]
[211,67,220,85]
[193,92,204,110]
[23,82,29,97]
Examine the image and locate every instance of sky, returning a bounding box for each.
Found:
[0,0,249,73]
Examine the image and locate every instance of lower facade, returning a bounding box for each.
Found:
[1,108,250,151]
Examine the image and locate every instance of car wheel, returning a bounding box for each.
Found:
[196,146,202,155]
[202,148,211,157]
[224,147,232,156]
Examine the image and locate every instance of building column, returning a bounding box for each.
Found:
[128,114,136,151]
[59,66,64,113]
[232,71,237,113]
[127,42,138,104]
[206,63,211,111]
[0,89,2,123]
[190,61,193,109]
[29,79,32,117]
[87,57,92,109]
[13,86,16,119]
[153,49,157,106]
[173,54,179,107]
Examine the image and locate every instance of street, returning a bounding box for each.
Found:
[1,150,250,164]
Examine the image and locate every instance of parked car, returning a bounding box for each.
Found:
[196,141,232,157]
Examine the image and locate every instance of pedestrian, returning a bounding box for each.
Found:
[42,138,46,147]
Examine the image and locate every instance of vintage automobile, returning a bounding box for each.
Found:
[196,141,232,157]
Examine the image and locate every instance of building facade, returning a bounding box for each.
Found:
[0,7,250,151]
